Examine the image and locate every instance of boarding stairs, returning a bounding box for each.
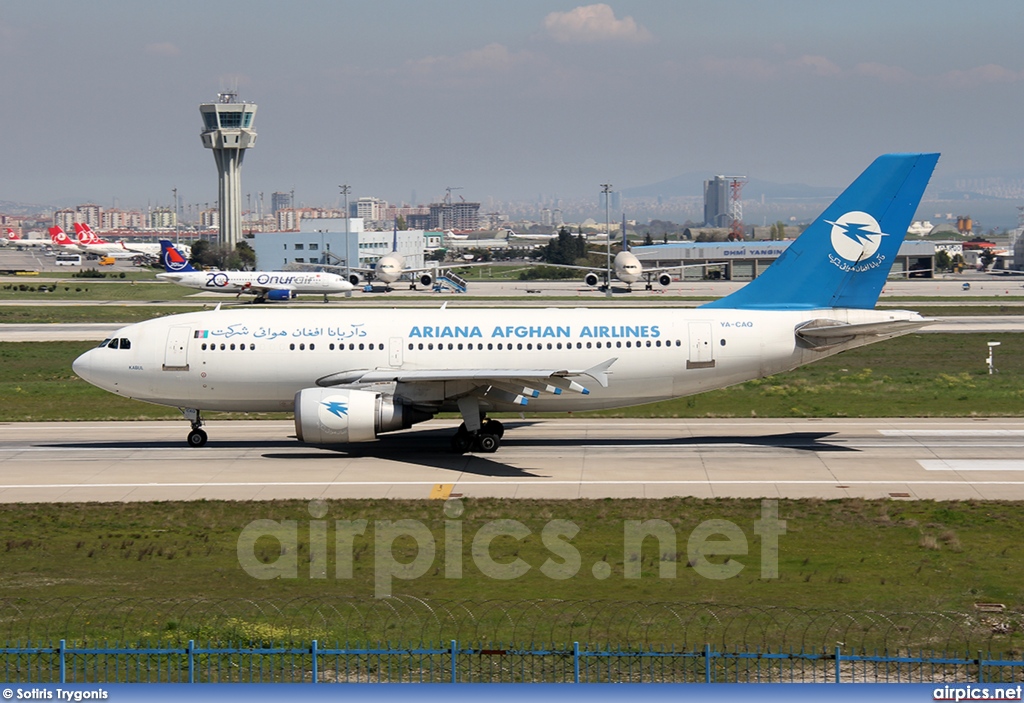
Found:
[433,269,467,293]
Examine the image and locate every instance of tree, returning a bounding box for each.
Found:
[934,250,951,272]
[643,232,654,246]
[397,215,407,231]
[540,227,586,265]
[236,241,256,269]
[769,221,787,240]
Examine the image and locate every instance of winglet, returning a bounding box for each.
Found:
[580,358,617,388]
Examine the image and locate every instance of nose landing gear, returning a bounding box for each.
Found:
[181,408,208,447]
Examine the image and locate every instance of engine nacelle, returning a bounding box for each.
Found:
[419,273,433,288]
[293,388,431,445]
[584,272,600,287]
[657,273,672,287]
[348,273,361,286]
[267,289,293,301]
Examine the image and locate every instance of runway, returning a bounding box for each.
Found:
[2,418,1024,502]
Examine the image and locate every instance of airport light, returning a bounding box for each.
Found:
[987,341,1001,375]
[600,183,612,297]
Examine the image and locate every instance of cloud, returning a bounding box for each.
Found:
[788,54,841,77]
[408,43,537,76]
[850,62,915,83]
[543,4,653,44]
[944,63,1021,85]
[145,42,180,57]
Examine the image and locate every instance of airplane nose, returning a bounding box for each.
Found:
[72,350,92,381]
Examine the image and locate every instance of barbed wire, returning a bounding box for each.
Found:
[0,596,1015,653]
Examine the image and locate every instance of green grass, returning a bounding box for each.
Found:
[2,498,1023,649]
[0,278,197,301]
[3,334,1023,421]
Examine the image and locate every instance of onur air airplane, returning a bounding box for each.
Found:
[155,240,354,303]
[74,153,938,452]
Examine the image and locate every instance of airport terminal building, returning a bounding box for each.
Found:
[249,218,426,272]
[633,240,937,280]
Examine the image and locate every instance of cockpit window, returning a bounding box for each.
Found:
[109,339,120,349]
[98,339,111,348]
[120,338,131,350]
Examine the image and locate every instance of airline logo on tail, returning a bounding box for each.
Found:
[159,240,195,272]
[827,211,888,265]
[49,226,76,246]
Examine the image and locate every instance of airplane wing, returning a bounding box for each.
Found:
[314,358,617,401]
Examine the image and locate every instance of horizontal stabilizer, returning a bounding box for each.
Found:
[796,317,933,346]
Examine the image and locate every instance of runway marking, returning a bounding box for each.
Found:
[4,480,1024,490]
[882,430,1024,437]
[919,460,1024,471]
[429,483,454,499]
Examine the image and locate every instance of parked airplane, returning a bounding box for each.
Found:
[73,153,938,451]
[75,223,191,260]
[2,229,51,248]
[49,226,85,252]
[155,240,354,303]
[347,224,439,291]
[70,224,135,259]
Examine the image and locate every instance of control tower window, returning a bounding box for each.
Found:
[243,112,253,128]
[202,113,218,130]
[219,112,242,128]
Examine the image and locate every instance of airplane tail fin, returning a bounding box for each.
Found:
[392,220,398,252]
[621,214,628,251]
[159,240,197,273]
[49,226,75,246]
[702,153,939,310]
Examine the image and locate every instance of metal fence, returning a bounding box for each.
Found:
[3,640,1023,684]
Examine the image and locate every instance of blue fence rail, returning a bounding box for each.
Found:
[3,641,1024,684]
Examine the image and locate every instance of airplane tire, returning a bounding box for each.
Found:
[451,430,473,454]
[476,433,500,453]
[483,419,505,438]
[187,429,208,448]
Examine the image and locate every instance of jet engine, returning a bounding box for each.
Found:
[584,272,600,287]
[294,388,432,444]
[419,273,433,288]
[348,273,361,286]
[267,289,293,301]
[658,273,672,287]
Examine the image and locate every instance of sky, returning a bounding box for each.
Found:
[2,0,1023,212]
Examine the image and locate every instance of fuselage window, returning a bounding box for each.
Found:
[556,342,562,350]
[656,340,661,347]
[457,343,463,351]
[626,341,632,348]
[348,343,355,351]
[250,344,255,351]
[408,343,413,350]
[201,343,207,351]
[310,343,315,351]
[230,343,236,351]
[428,343,434,350]
[676,340,682,347]
[358,343,364,350]
[290,343,295,351]
[487,343,493,350]
[517,343,523,351]
[446,343,452,350]
[586,342,592,349]
[576,342,582,349]
[720,339,726,346]
[646,340,652,347]
[299,343,305,351]
[330,343,336,351]
[219,343,225,351]
[526,343,533,350]
[418,343,424,350]
[616,341,622,348]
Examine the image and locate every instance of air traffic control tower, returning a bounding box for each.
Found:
[199,92,257,249]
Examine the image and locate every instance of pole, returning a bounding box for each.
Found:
[600,183,612,297]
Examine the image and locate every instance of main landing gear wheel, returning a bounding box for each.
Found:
[482,419,504,438]
[451,428,473,453]
[187,429,208,447]
[476,433,500,453]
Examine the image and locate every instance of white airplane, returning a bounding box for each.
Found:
[73,153,938,451]
[75,223,191,260]
[347,223,440,291]
[155,240,354,303]
[552,216,702,291]
[2,228,51,248]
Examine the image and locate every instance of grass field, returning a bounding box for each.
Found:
[2,497,1023,648]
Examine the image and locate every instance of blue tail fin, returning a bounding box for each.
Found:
[622,214,628,251]
[393,220,398,252]
[702,153,939,310]
[159,240,197,273]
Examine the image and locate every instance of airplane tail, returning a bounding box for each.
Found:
[702,153,939,310]
[159,240,197,273]
[621,214,628,251]
[49,226,76,247]
[392,220,398,252]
